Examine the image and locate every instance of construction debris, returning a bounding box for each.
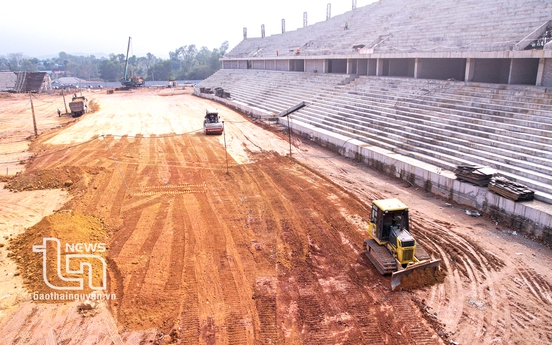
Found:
[488,176,535,201]
[454,165,496,186]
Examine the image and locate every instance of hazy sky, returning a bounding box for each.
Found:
[1,0,377,59]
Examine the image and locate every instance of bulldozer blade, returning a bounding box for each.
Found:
[391,259,441,291]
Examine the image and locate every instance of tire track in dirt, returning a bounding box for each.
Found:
[508,260,552,343]
[59,138,105,168]
[269,167,365,343]
[199,135,260,344]
[515,262,552,305]
[388,292,442,344]
[105,135,202,333]
[247,160,328,343]
[163,197,186,292]
[228,163,287,344]
[252,156,441,344]
[409,216,552,344]
[410,217,494,342]
[173,194,200,344]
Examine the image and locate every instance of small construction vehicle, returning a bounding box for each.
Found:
[364,198,440,290]
[203,109,224,135]
[69,95,87,117]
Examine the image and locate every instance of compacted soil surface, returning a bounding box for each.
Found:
[0,88,550,345]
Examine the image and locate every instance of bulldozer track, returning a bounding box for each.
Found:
[365,239,397,275]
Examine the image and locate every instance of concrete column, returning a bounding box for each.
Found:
[376,58,383,76]
[414,58,420,79]
[507,58,514,85]
[465,58,475,82]
[536,57,545,86]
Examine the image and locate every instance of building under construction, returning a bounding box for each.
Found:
[0,71,51,93]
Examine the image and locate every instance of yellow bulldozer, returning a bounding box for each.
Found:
[364,198,440,290]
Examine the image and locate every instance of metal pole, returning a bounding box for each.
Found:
[287,115,292,159]
[62,89,68,114]
[223,121,229,173]
[29,93,38,137]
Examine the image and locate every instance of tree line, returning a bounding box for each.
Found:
[0,41,229,82]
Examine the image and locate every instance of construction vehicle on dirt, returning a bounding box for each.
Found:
[364,198,440,290]
[203,109,224,135]
[120,37,145,89]
[69,95,87,117]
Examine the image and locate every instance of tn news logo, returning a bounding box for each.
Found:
[32,238,107,291]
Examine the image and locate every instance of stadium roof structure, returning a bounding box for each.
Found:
[225,0,552,60]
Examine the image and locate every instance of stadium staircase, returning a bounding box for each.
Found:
[197,70,552,204]
[226,0,552,58]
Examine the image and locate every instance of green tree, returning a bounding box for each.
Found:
[149,60,171,81]
[99,59,122,82]
[8,53,23,70]
[4,39,228,82]
[19,59,39,72]
[142,53,157,81]
[0,56,9,70]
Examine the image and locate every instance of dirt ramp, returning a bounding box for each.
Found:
[9,211,109,298]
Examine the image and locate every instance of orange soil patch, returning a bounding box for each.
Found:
[9,211,109,298]
[5,166,105,192]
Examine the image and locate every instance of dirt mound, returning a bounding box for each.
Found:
[9,211,109,300]
[5,166,104,192]
[88,99,99,113]
[0,175,12,183]
[395,267,446,291]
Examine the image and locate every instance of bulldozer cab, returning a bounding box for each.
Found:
[369,199,409,244]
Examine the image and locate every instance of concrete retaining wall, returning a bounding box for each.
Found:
[288,118,552,243]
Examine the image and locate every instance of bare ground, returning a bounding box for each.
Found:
[0,87,551,345]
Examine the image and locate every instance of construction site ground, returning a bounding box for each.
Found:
[0,88,551,345]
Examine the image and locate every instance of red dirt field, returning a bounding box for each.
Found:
[0,87,551,345]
